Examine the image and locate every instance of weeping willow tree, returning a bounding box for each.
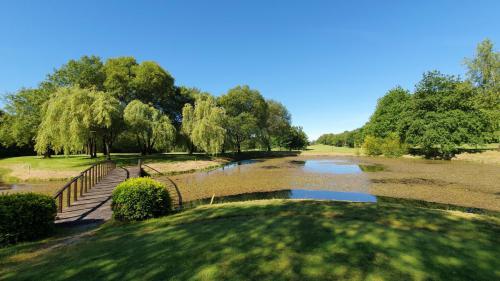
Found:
[35,87,123,158]
[123,100,176,155]
[182,96,226,154]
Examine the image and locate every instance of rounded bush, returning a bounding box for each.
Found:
[0,193,57,246]
[111,177,171,221]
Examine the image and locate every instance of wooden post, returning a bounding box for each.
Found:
[73,179,78,201]
[67,185,71,207]
[84,171,87,192]
[79,175,83,197]
[58,195,63,213]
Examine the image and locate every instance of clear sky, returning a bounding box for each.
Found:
[1,1,499,140]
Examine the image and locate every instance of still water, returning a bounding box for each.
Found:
[162,157,385,204]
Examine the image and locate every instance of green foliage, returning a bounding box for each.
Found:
[45,55,105,90]
[403,71,493,159]
[0,88,51,148]
[218,85,269,152]
[279,126,309,150]
[364,86,411,139]
[111,177,171,221]
[316,128,364,148]
[35,87,123,157]
[380,133,407,158]
[362,135,383,156]
[124,100,176,154]
[103,58,179,118]
[465,39,500,141]
[0,193,56,246]
[182,96,226,154]
[464,39,500,88]
[265,100,292,151]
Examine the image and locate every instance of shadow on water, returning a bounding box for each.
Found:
[183,190,497,216]
[184,189,378,209]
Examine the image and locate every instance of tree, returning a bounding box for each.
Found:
[464,39,500,142]
[464,39,499,88]
[123,100,176,155]
[0,88,51,149]
[35,87,123,158]
[130,61,176,114]
[182,96,226,154]
[404,71,493,159]
[264,100,291,151]
[364,86,411,139]
[45,55,105,90]
[103,56,137,103]
[104,58,178,118]
[280,126,308,151]
[218,85,268,153]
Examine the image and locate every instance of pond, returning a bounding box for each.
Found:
[0,180,67,196]
[160,157,385,204]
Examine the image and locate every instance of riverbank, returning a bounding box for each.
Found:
[1,199,498,280]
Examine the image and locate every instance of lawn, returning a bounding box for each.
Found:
[0,153,213,182]
[1,200,498,281]
[304,144,359,155]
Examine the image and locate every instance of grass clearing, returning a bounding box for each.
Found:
[304,144,360,155]
[1,200,499,280]
[0,153,215,182]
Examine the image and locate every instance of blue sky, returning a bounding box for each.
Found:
[1,1,499,140]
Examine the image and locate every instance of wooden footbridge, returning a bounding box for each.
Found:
[54,161,141,225]
[53,160,183,225]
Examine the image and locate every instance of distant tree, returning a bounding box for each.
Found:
[464,39,499,88]
[182,96,226,154]
[35,87,123,159]
[264,100,292,151]
[464,39,500,142]
[280,126,308,150]
[218,85,268,153]
[404,71,493,159]
[364,86,411,140]
[45,55,105,90]
[123,100,176,155]
[315,128,363,148]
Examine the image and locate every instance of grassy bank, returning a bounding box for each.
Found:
[1,200,499,281]
[0,151,299,183]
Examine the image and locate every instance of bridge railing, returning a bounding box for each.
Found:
[54,160,116,213]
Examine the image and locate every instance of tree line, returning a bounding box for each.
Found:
[316,39,499,159]
[0,57,308,158]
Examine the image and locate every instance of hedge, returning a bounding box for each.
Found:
[0,193,57,246]
[111,177,171,221]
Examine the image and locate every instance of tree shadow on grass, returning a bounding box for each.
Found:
[3,201,500,281]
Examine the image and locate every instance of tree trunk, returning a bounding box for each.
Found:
[237,142,241,154]
[105,141,111,160]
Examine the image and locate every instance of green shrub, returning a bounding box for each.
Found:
[0,193,56,246]
[362,135,383,156]
[111,177,171,221]
[381,133,407,158]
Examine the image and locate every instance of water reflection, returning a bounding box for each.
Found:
[303,160,362,174]
[184,189,377,208]
[164,157,385,203]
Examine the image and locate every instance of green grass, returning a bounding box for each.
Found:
[1,200,499,280]
[0,153,211,182]
[305,144,359,154]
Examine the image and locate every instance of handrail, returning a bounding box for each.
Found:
[54,160,116,213]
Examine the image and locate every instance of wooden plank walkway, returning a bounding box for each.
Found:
[56,166,141,225]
